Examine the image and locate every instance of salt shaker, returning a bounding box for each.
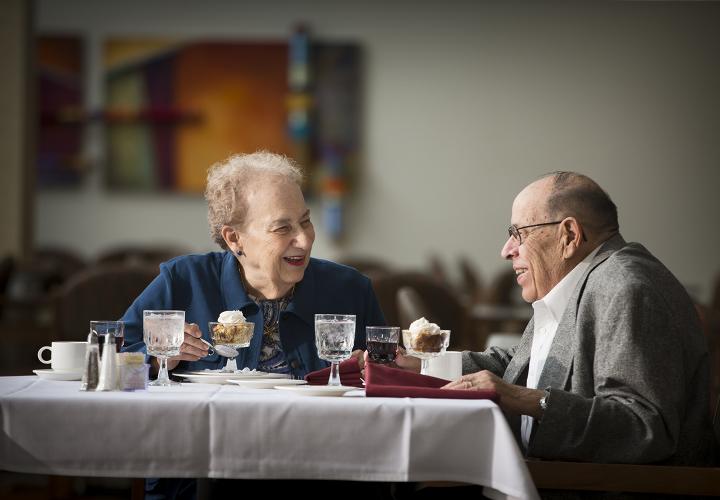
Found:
[80,330,100,391]
[96,333,119,391]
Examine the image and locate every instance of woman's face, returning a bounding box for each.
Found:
[235,176,315,297]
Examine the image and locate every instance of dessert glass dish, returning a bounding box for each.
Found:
[209,321,254,372]
[402,328,451,375]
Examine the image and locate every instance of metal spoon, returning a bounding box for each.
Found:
[197,338,238,358]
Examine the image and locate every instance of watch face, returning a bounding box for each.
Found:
[539,390,550,410]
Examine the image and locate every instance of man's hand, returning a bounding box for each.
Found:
[350,349,365,370]
[392,346,421,372]
[358,347,421,379]
[443,370,545,418]
[162,322,210,372]
[359,346,421,374]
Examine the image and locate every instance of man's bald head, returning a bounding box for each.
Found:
[538,171,619,238]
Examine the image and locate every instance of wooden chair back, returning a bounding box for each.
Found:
[95,245,187,267]
[396,286,428,334]
[371,272,470,350]
[457,256,484,305]
[52,264,158,341]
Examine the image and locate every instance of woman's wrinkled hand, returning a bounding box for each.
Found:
[164,322,210,371]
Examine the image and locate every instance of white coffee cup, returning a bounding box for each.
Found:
[426,350,462,381]
[37,341,87,372]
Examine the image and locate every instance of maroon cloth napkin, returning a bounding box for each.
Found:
[305,359,363,387]
[365,363,499,401]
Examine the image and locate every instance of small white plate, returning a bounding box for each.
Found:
[33,369,83,381]
[228,379,307,389]
[173,373,234,384]
[182,370,289,379]
[274,385,358,397]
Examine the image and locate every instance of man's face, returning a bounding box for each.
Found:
[500,180,566,303]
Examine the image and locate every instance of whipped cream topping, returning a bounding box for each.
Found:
[409,317,440,335]
[217,310,247,324]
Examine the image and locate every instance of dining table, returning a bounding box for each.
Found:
[0,375,539,500]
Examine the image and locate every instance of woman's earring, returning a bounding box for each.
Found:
[235,249,243,257]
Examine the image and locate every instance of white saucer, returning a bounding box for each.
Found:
[173,373,235,384]
[274,385,358,397]
[228,378,307,389]
[183,370,289,379]
[33,369,83,381]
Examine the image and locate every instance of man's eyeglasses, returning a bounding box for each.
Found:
[507,221,563,245]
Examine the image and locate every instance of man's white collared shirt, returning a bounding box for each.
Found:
[520,246,600,449]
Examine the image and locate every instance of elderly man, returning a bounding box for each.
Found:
[435,172,712,465]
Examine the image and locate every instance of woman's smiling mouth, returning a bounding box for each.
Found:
[283,256,305,266]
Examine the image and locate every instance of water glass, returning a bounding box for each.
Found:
[143,310,184,386]
[315,314,356,386]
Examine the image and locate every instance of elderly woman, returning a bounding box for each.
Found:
[121,151,385,379]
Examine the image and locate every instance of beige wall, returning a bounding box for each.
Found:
[34,1,720,302]
[0,0,29,258]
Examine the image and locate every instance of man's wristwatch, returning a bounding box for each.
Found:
[539,389,550,412]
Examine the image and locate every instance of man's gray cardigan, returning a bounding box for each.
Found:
[463,234,713,465]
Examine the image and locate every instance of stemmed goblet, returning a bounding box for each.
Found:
[402,329,451,375]
[315,314,356,386]
[143,310,184,386]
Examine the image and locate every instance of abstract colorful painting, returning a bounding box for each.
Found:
[36,35,85,187]
[104,39,292,192]
[102,36,361,240]
[312,43,361,239]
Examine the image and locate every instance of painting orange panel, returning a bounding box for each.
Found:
[175,43,291,192]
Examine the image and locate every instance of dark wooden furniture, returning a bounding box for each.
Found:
[53,263,158,341]
[527,459,720,496]
[371,272,471,350]
[95,245,188,267]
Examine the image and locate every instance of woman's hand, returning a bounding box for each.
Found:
[163,322,210,371]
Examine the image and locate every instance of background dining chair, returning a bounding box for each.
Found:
[371,272,472,350]
[95,245,189,268]
[711,272,720,313]
[427,254,451,288]
[457,256,484,306]
[336,256,393,281]
[53,263,158,341]
[396,286,428,334]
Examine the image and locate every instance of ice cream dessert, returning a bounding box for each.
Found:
[218,310,246,324]
[406,317,445,353]
[210,310,254,347]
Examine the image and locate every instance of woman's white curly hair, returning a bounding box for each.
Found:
[205,151,303,250]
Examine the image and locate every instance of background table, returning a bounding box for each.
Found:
[0,377,538,500]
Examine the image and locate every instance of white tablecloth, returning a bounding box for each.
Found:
[0,376,538,500]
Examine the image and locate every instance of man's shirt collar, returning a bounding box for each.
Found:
[532,245,601,323]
